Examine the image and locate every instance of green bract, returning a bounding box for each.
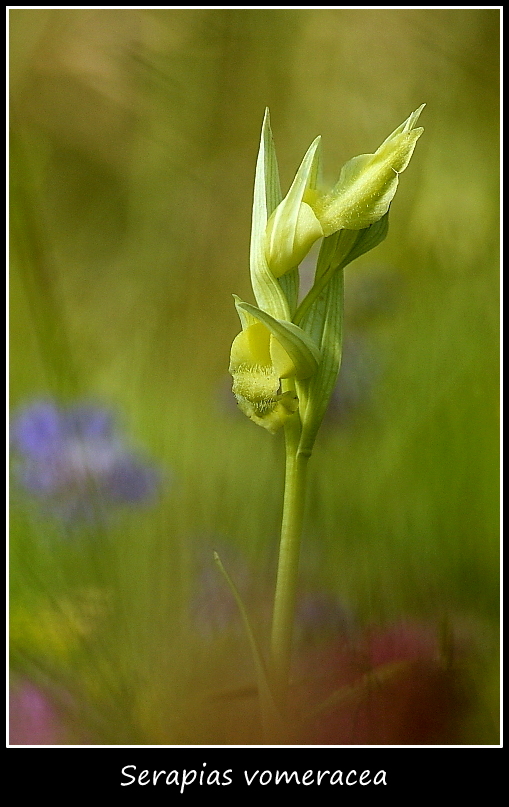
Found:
[230,106,424,445]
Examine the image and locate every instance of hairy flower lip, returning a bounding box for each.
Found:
[229,298,322,433]
[229,322,301,433]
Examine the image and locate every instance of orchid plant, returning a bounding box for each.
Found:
[223,105,424,738]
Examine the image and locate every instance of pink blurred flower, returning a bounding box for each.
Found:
[293,620,466,745]
[9,679,71,745]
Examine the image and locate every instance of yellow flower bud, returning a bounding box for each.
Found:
[262,135,324,279]
[265,201,324,278]
[311,105,425,234]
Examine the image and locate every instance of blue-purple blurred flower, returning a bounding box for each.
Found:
[10,401,159,521]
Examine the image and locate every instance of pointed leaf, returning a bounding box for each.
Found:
[250,110,290,319]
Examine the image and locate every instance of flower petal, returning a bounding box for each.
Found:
[10,402,65,458]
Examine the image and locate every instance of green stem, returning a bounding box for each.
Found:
[270,417,310,710]
[293,263,336,327]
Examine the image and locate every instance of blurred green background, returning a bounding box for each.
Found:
[9,8,499,744]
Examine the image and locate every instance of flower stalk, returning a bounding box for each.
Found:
[227,106,424,735]
[270,419,309,707]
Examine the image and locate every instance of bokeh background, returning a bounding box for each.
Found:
[9,8,499,745]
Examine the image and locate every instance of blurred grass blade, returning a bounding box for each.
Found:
[213,551,284,737]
